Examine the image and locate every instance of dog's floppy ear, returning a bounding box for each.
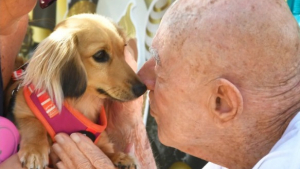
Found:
[23,29,87,110]
[60,55,87,98]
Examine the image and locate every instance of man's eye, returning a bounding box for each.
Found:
[150,47,160,65]
[93,50,110,63]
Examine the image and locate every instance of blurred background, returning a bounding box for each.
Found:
[17,0,300,168]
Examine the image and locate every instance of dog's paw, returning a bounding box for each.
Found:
[111,152,136,169]
[18,144,49,169]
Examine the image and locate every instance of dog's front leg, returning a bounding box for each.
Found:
[16,116,50,169]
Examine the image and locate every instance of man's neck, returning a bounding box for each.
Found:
[186,110,297,169]
[230,113,296,169]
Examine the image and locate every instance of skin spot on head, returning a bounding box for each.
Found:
[210,0,218,5]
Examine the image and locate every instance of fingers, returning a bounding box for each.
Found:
[68,133,115,169]
[53,133,115,169]
[53,133,95,169]
[52,144,75,169]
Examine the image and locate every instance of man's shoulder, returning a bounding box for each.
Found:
[253,148,300,169]
[203,113,300,169]
[253,113,300,169]
[202,162,227,169]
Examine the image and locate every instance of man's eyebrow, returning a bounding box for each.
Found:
[150,47,161,65]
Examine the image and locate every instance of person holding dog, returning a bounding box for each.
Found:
[47,0,300,169]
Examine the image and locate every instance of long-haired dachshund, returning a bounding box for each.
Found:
[10,13,146,169]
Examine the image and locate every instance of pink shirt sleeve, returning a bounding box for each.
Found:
[0,117,20,163]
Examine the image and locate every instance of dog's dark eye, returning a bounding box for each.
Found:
[93,50,109,63]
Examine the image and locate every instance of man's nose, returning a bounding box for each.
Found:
[138,57,156,90]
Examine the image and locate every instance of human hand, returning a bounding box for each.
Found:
[103,46,144,147]
[53,133,115,169]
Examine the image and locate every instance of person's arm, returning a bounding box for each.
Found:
[128,121,157,168]
[0,0,37,89]
[126,121,156,168]
[0,15,29,90]
[0,0,36,35]
[99,47,157,168]
[104,99,157,169]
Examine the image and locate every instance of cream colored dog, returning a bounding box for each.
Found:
[12,14,146,169]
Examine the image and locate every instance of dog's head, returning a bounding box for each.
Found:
[23,14,146,109]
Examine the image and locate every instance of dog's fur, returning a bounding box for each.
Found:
[11,14,146,169]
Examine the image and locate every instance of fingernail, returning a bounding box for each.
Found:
[70,133,81,143]
[55,134,64,143]
[53,143,62,153]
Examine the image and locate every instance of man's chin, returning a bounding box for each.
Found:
[157,127,173,146]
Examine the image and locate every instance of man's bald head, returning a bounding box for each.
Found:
[158,0,300,91]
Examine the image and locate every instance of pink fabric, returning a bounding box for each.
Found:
[0,117,20,163]
[30,92,102,139]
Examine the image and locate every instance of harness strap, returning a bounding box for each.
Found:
[23,85,107,143]
[11,62,28,81]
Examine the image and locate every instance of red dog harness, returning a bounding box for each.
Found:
[23,84,107,143]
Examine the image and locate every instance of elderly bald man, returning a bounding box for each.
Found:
[22,0,300,169]
[139,0,300,168]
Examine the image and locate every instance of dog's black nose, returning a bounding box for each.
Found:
[132,82,147,97]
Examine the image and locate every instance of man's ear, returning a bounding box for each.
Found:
[209,78,243,127]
